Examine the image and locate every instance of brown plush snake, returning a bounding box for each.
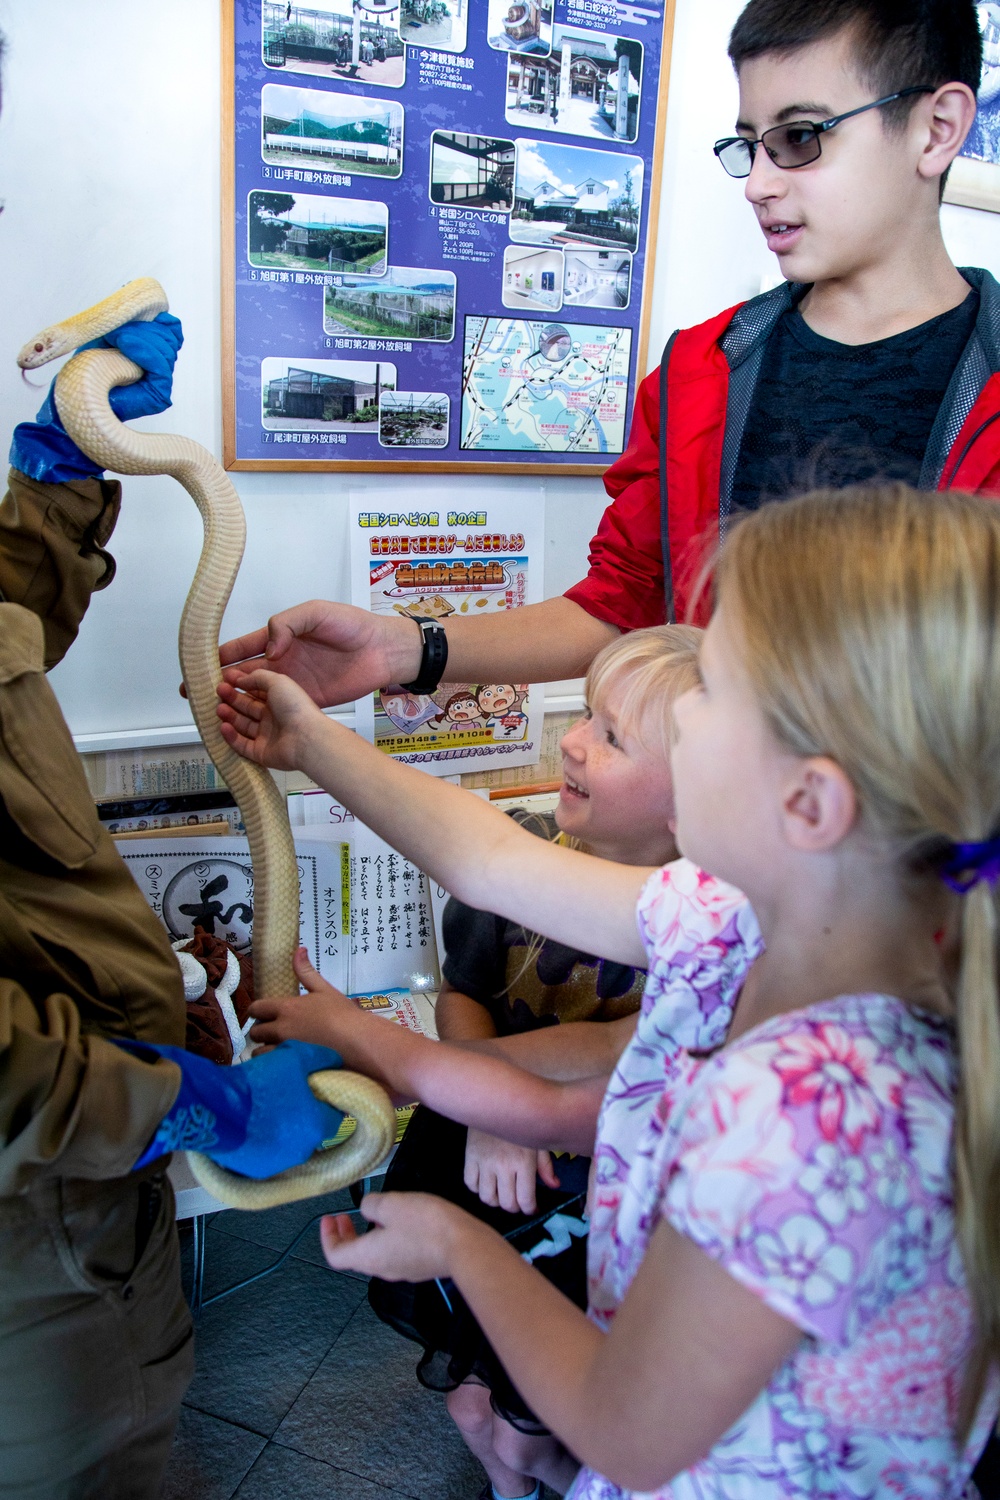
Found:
[18,278,395,1209]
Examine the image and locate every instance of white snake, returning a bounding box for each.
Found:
[18,278,394,1208]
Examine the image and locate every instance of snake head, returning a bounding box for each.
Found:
[16,328,66,371]
[16,277,169,371]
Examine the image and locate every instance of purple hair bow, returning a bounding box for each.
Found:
[938,838,1000,895]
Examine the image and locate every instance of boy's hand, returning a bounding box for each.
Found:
[464,1128,559,1215]
[320,1191,480,1282]
[216,600,421,710]
[216,668,322,771]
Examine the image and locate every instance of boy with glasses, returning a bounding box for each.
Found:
[219,2,995,708]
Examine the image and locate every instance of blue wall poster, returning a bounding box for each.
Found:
[224,0,675,472]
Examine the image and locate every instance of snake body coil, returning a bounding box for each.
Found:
[19,279,394,1205]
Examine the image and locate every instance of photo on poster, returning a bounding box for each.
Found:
[505,27,642,142]
[261,357,396,432]
[429,131,515,211]
[510,139,643,253]
[502,244,563,311]
[262,0,405,89]
[563,247,632,309]
[324,265,457,341]
[461,316,632,454]
[261,84,403,177]
[944,5,1000,211]
[967,3,1000,162]
[400,0,468,54]
[379,391,451,447]
[487,0,552,55]
[248,190,389,276]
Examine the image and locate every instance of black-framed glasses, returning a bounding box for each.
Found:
[713,86,936,178]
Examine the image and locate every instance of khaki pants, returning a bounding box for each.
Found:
[0,1164,193,1499]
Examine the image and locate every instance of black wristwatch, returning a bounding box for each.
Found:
[401,618,449,693]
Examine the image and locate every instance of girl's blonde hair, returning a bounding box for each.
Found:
[586,622,703,754]
[714,483,1000,1427]
[501,624,702,995]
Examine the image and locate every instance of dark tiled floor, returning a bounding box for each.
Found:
[144,1196,1000,1499]
[164,1195,486,1500]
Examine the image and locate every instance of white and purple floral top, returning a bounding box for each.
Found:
[569,860,998,1500]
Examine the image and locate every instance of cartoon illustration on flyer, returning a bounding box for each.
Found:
[350,494,545,774]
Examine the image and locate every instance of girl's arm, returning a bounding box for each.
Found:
[250,951,606,1155]
[434,982,562,1210]
[459,1013,638,1081]
[435,980,500,1042]
[218,673,649,967]
[321,1197,801,1492]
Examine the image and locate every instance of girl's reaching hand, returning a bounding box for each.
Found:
[216,668,323,772]
[320,1191,482,1282]
[248,947,361,1049]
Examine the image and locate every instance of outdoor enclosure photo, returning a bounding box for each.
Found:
[323,265,456,340]
[248,190,389,274]
[261,83,403,176]
[379,391,450,447]
[261,357,397,431]
[262,0,405,88]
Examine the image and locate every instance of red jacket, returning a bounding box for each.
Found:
[566,271,1000,626]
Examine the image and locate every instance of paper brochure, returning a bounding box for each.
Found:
[350,489,544,777]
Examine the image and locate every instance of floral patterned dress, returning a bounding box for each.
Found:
[569,860,998,1500]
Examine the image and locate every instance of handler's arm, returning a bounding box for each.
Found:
[0,470,122,668]
[0,979,180,1196]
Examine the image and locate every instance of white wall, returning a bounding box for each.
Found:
[1,0,999,743]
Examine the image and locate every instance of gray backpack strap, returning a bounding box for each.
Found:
[659,332,679,624]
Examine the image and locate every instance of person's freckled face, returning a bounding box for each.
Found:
[556,681,677,862]
[736,30,925,285]
[670,607,788,890]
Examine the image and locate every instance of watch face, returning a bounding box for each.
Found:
[162,859,256,952]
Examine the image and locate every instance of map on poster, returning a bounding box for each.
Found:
[226,0,670,470]
[461,316,631,451]
[350,489,544,775]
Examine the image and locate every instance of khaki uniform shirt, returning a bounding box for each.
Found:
[0,468,183,1196]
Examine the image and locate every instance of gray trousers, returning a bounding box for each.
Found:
[0,1164,193,1498]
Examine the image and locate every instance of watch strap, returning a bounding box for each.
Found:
[401,618,449,694]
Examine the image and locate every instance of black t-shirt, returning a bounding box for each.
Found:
[440,811,646,1036]
[729,289,980,515]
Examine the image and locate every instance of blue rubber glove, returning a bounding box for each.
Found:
[10,312,184,485]
[119,1038,345,1179]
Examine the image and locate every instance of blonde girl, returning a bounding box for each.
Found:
[219,484,1000,1497]
[372,626,699,1500]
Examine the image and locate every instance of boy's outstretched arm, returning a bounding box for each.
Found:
[216,595,618,711]
[218,672,649,967]
[249,950,606,1156]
